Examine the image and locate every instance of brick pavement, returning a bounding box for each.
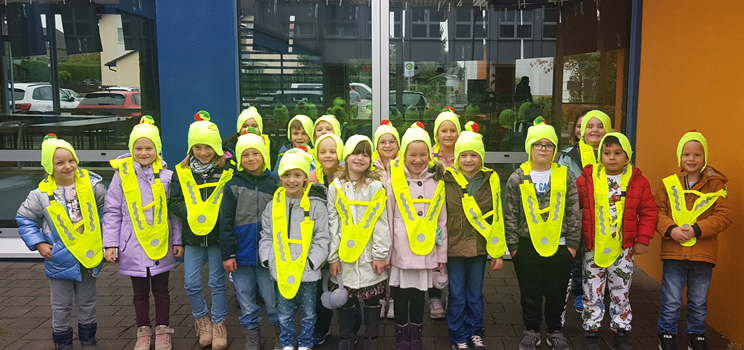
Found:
[0,261,730,350]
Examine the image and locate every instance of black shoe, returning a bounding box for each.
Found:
[585,331,600,350]
[658,333,678,350]
[614,330,633,350]
[688,334,709,350]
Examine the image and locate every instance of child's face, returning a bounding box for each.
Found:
[346,151,371,175]
[458,151,482,175]
[281,169,307,197]
[404,141,430,175]
[530,138,555,165]
[52,148,78,183]
[240,118,260,135]
[574,116,584,141]
[241,148,265,175]
[601,143,628,175]
[583,117,607,146]
[291,127,310,147]
[192,144,215,165]
[316,138,339,171]
[377,134,399,160]
[133,138,157,166]
[437,121,459,149]
[314,121,334,141]
[681,141,705,174]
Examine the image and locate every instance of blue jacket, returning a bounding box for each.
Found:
[16,171,107,281]
[274,141,317,172]
[219,169,280,265]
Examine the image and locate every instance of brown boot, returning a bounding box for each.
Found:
[212,319,228,350]
[194,315,213,348]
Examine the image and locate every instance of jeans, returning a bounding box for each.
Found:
[277,282,317,349]
[446,255,487,344]
[658,260,714,335]
[184,245,227,323]
[232,264,279,329]
[50,267,97,332]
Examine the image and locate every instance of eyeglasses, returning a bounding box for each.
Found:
[531,143,556,151]
[378,140,398,147]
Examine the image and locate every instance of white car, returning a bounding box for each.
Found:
[10,83,79,113]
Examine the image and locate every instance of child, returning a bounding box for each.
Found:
[443,122,506,350]
[558,110,611,177]
[310,133,343,186]
[313,114,342,143]
[275,114,315,170]
[431,110,461,168]
[16,134,107,350]
[503,118,580,350]
[168,111,230,349]
[577,132,657,350]
[259,146,330,350]
[386,122,448,350]
[224,107,271,168]
[219,128,282,350]
[327,135,391,350]
[103,116,183,350]
[655,131,731,350]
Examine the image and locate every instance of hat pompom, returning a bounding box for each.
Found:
[296,145,309,153]
[140,115,155,125]
[194,110,211,121]
[381,119,392,126]
[465,121,479,133]
[413,121,425,130]
[533,116,547,126]
[44,133,58,141]
[242,126,259,136]
[443,106,455,113]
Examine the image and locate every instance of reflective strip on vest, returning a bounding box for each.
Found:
[39,169,103,269]
[518,162,567,257]
[592,165,630,268]
[447,168,506,258]
[110,157,170,260]
[272,186,314,299]
[579,140,598,167]
[662,175,727,247]
[332,181,387,263]
[391,159,445,256]
[175,165,234,236]
[262,134,272,170]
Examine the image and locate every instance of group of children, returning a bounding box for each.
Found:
[16,106,730,350]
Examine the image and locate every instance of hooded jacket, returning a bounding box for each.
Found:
[102,154,183,278]
[577,164,657,250]
[16,171,107,281]
[655,167,732,266]
[557,145,585,179]
[444,169,495,258]
[258,184,331,283]
[219,168,280,265]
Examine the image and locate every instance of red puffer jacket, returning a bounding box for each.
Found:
[577,165,657,250]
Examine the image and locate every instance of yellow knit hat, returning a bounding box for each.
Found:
[676,130,708,172]
[433,111,462,145]
[41,133,79,175]
[235,127,269,172]
[374,119,400,150]
[580,110,612,139]
[454,122,485,171]
[525,117,558,162]
[287,115,314,144]
[129,115,162,158]
[189,110,223,157]
[313,133,344,167]
[237,107,263,134]
[313,115,341,142]
[598,132,633,164]
[401,121,432,162]
[343,135,373,162]
[278,145,314,178]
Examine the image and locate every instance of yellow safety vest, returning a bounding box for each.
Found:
[332,181,387,263]
[592,165,631,268]
[111,157,170,260]
[519,162,567,257]
[662,175,727,247]
[272,186,314,299]
[39,169,103,269]
[262,134,272,170]
[175,165,233,235]
[391,159,446,256]
[448,168,506,258]
[579,140,598,167]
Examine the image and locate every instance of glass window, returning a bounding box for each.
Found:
[33,86,54,101]
[79,93,127,106]
[499,10,533,39]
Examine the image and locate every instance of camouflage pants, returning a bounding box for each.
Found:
[581,246,635,331]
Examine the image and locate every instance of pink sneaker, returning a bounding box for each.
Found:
[154,325,174,350]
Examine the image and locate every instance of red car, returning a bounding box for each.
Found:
[73,91,142,117]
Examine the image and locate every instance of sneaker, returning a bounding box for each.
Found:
[386,299,395,319]
[243,327,261,350]
[380,299,388,319]
[688,334,709,350]
[585,331,600,350]
[470,334,487,350]
[574,295,584,314]
[613,330,633,350]
[134,326,151,350]
[658,333,677,350]
[452,343,470,350]
[298,347,312,350]
[154,325,174,350]
[518,330,541,350]
[282,347,295,350]
[429,298,446,319]
[312,330,329,346]
[547,331,569,350]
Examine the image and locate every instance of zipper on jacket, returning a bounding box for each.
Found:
[255,183,260,263]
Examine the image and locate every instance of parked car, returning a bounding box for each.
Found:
[105,86,140,92]
[9,83,79,113]
[389,90,428,120]
[62,88,82,100]
[73,91,142,117]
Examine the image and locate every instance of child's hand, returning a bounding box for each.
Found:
[489,258,504,271]
[510,250,517,258]
[568,247,577,258]
[35,243,53,259]
[173,245,184,258]
[436,263,444,271]
[223,258,237,273]
[372,260,387,275]
[670,226,694,243]
[633,243,649,255]
[104,247,117,263]
[329,262,341,278]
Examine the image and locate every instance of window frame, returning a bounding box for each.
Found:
[498,9,533,40]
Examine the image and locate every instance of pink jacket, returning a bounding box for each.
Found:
[385,162,447,269]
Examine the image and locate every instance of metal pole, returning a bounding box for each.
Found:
[47,9,61,113]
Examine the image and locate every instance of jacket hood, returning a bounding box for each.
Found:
[677,165,728,186]
[443,168,492,183]
[234,168,276,182]
[308,183,328,204]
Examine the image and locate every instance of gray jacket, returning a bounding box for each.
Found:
[259,184,330,283]
[557,145,585,179]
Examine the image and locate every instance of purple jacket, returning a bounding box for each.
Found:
[102,154,183,277]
